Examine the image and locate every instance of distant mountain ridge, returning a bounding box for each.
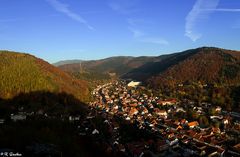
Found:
[53,59,84,66]
[55,47,240,88]
[57,56,159,76]
[123,47,240,87]
[0,51,89,101]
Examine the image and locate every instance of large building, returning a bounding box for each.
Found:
[127,81,141,87]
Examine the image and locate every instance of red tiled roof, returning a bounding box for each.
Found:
[188,121,199,127]
[129,107,138,115]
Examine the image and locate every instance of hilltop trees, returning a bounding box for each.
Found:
[0,51,89,102]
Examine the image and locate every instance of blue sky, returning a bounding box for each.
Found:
[0,0,240,63]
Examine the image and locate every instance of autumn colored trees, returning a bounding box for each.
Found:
[0,51,89,102]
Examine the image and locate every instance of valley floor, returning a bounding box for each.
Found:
[0,81,240,157]
[88,80,240,157]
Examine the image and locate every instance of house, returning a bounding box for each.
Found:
[127,81,141,87]
[178,84,183,87]
[188,121,199,128]
[215,106,222,112]
[150,119,158,126]
[169,138,179,146]
[211,127,221,134]
[11,114,27,122]
[113,141,119,145]
[92,129,99,135]
[180,119,188,125]
[118,144,126,152]
[104,120,109,124]
[141,107,148,115]
[157,99,177,106]
[176,107,186,113]
[113,105,119,110]
[0,119,5,124]
[176,125,183,130]
[129,107,138,116]
[129,103,138,107]
[69,116,80,121]
[168,133,175,139]
[126,117,131,121]
[173,120,180,126]
[155,109,167,118]
[223,119,229,125]
[187,130,198,137]
[36,109,44,115]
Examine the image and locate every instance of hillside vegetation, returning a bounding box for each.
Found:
[122,47,240,111]
[148,47,240,87]
[122,47,240,86]
[0,51,89,101]
[58,56,158,76]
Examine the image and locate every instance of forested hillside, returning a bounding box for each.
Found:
[0,51,89,101]
[123,47,240,86]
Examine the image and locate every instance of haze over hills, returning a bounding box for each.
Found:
[0,51,89,101]
[53,59,84,66]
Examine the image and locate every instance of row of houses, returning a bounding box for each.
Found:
[90,81,240,156]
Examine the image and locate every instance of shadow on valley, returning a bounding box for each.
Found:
[0,91,105,157]
[0,91,157,157]
[0,91,88,117]
[4,88,240,157]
